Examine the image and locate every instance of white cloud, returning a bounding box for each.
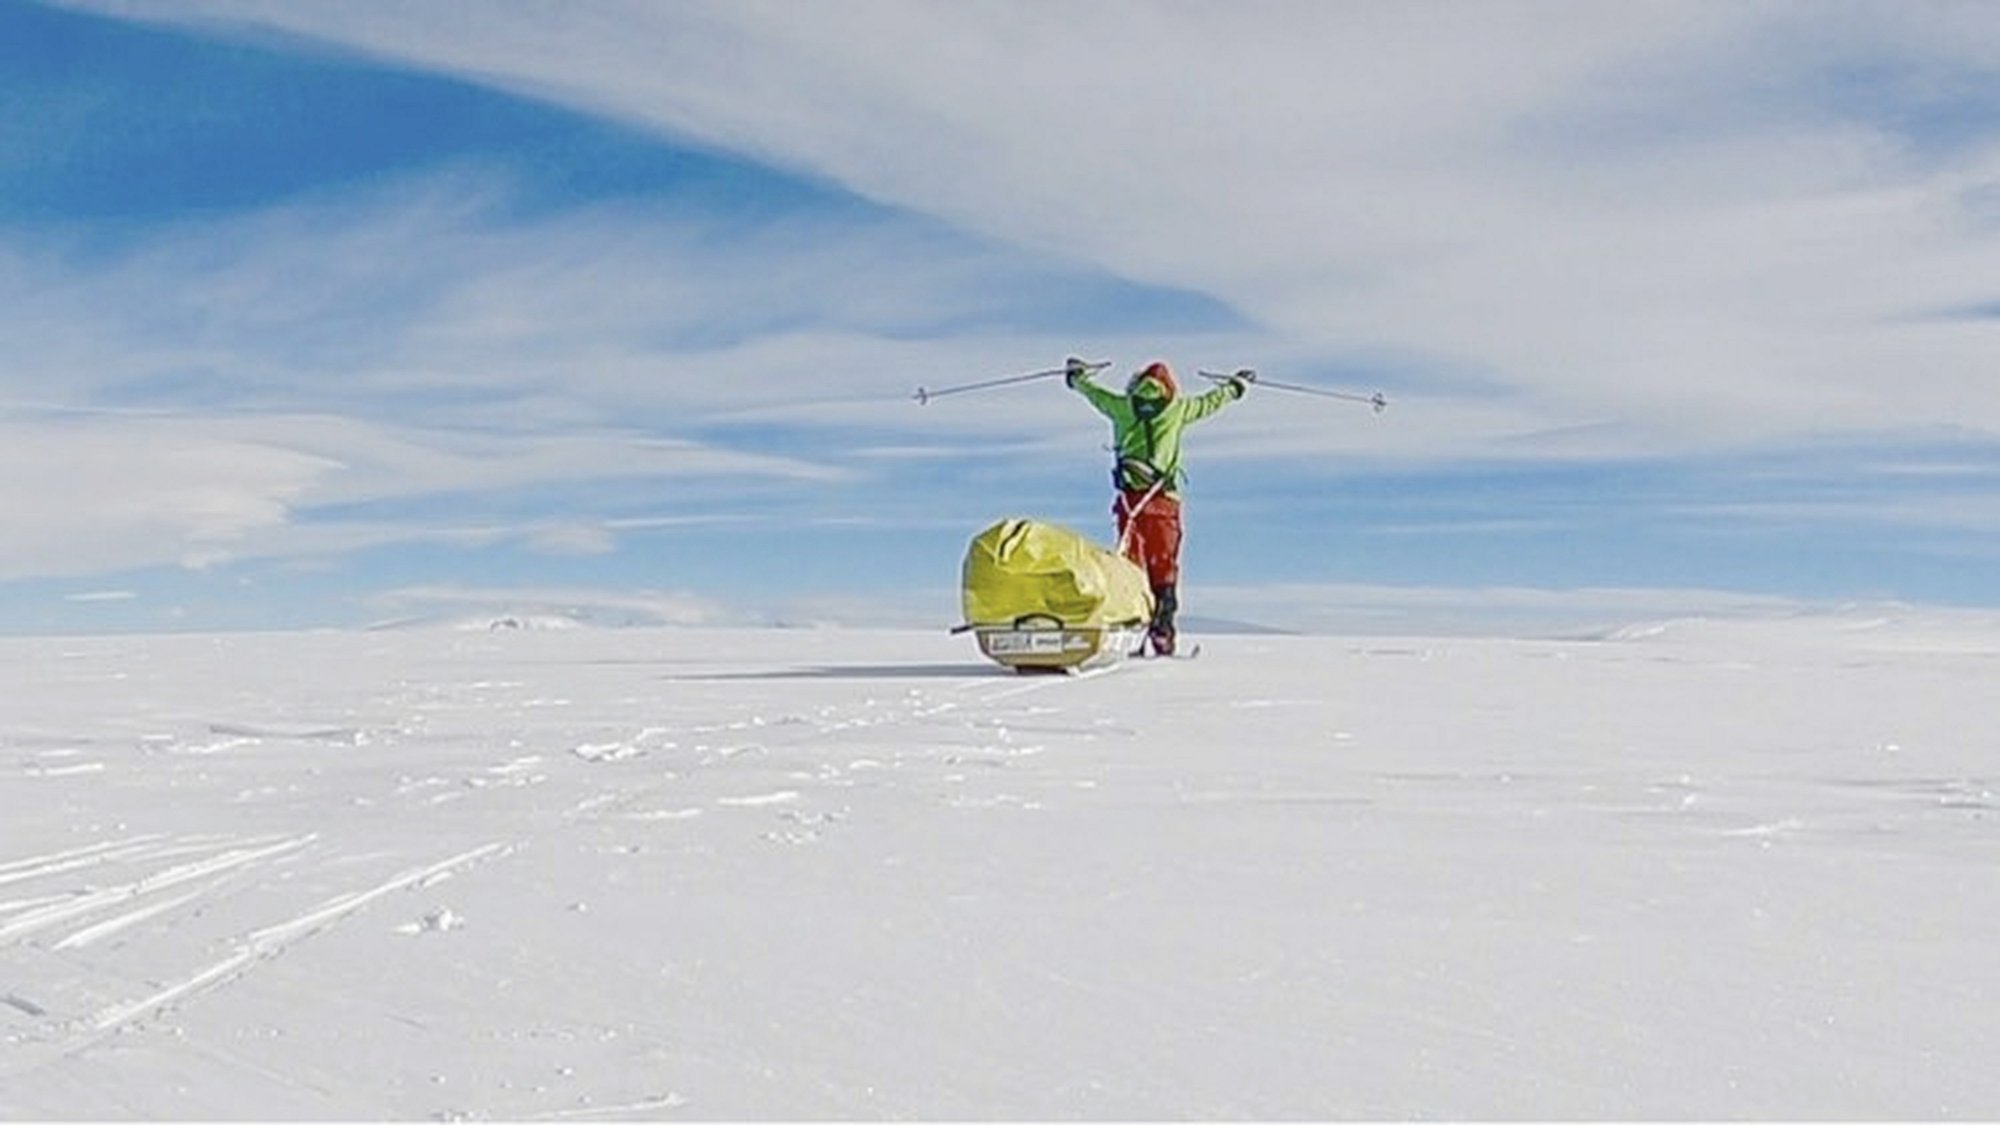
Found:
[522,522,618,557]
[73,0,2000,453]
[0,169,1309,580]
[4,175,960,579]
[0,408,839,580]
[3,159,1256,441]
[0,418,339,579]
[63,589,139,603]
[1677,490,2000,537]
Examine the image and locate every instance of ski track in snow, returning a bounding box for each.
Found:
[0,835,314,946]
[82,840,510,1036]
[0,833,514,1096]
[0,633,1113,1116]
[519,1091,693,1120]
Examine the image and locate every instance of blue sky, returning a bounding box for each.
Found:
[4,0,2000,636]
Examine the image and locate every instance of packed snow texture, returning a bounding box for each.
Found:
[2,618,1996,1119]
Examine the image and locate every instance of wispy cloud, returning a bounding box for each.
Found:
[0,389,857,576]
[63,588,138,603]
[0,416,338,578]
[0,142,1267,583]
[74,0,2000,448]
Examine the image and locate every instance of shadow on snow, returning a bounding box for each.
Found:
[664,662,1009,682]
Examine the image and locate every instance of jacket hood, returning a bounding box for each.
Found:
[1127,361,1179,402]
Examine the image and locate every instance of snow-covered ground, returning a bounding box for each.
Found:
[2,616,1997,1119]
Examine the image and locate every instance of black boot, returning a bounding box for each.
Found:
[1149,584,1179,656]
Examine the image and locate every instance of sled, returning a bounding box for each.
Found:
[959,518,1154,673]
[969,617,1153,673]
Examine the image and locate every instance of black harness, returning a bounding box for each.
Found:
[1113,399,1169,493]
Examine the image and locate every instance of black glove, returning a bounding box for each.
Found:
[1228,368,1255,397]
[1065,356,1091,387]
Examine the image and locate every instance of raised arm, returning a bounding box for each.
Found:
[1178,369,1254,425]
[1066,356,1127,420]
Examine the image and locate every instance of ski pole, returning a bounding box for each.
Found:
[915,360,1109,405]
[1199,370,1387,413]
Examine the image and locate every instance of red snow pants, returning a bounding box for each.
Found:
[1114,489,1183,589]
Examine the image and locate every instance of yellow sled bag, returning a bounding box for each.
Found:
[960,519,1153,671]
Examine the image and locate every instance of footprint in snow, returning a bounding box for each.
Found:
[396,906,466,935]
[570,741,646,763]
[715,790,800,808]
[24,758,107,778]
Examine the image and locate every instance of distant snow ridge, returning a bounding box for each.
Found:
[1599,618,1693,642]
[1592,604,2000,652]
[366,612,595,633]
[465,614,586,633]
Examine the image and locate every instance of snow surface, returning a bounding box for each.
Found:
[2,617,1997,1119]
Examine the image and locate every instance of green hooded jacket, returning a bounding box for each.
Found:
[1071,362,1246,496]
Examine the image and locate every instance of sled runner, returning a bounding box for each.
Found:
[959,518,1154,673]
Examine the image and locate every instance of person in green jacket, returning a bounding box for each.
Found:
[1065,357,1253,655]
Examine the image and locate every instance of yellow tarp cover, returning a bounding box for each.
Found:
[961,518,1154,629]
